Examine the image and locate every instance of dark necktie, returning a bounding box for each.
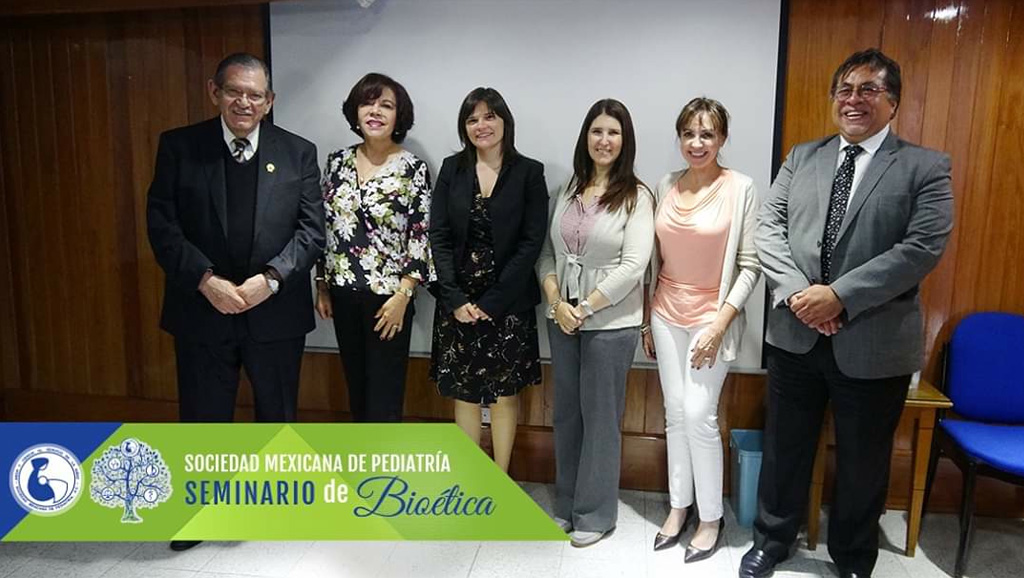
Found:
[231,138,249,163]
[820,144,864,283]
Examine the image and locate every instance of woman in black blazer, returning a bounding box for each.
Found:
[429,87,548,472]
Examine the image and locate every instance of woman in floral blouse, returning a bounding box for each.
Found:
[316,73,432,423]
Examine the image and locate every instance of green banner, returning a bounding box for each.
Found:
[2,423,565,542]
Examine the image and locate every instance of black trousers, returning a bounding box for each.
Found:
[174,331,305,423]
[330,288,413,423]
[754,338,910,574]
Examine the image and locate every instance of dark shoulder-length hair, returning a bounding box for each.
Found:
[341,72,415,144]
[571,99,643,214]
[455,87,518,169]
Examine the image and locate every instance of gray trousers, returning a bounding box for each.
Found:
[549,321,639,532]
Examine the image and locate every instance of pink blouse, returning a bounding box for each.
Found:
[560,194,603,254]
[652,170,736,328]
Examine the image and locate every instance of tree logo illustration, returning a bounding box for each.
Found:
[89,438,172,523]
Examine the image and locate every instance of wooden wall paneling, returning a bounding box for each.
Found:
[82,18,132,397]
[879,0,936,145]
[949,0,1014,318]
[517,366,547,427]
[621,367,648,434]
[620,435,667,491]
[197,7,228,84]
[543,365,557,427]
[0,0,273,18]
[782,0,886,153]
[296,351,343,416]
[0,137,15,393]
[183,6,265,125]
[9,22,56,393]
[0,5,267,402]
[200,6,259,67]
[2,25,29,388]
[915,1,957,159]
[67,19,105,395]
[721,373,767,430]
[984,2,1024,313]
[0,28,23,394]
[643,369,665,435]
[401,357,452,421]
[107,14,144,398]
[542,373,556,429]
[881,1,965,376]
[182,9,210,125]
[508,426,556,483]
[50,20,92,396]
[28,24,74,396]
[918,2,980,379]
[126,10,186,402]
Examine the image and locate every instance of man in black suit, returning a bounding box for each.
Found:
[147,53,324,425]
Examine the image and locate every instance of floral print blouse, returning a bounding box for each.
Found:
[321,146,434,294]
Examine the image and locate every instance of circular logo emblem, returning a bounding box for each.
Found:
[9,444,83,515]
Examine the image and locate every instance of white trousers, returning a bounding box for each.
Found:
[651,312,731,520]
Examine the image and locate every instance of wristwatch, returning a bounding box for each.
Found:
[263,273,280,295]
[396,286,414,299]
[579,299,595,318]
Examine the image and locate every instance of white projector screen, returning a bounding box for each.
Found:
[270,0,781,372]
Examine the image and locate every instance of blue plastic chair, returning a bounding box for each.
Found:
[923,312,1024,578]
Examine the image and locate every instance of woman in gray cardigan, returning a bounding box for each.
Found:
[536,99,654,548]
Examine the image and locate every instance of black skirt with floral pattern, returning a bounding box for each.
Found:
[430,191,541,405]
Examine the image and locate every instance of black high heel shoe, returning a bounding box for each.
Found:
[684,518,725,563]
[652,508,692,551]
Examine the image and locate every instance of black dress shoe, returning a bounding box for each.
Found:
[652,508,693,551]
[652,531,680,551]
[169,540,202,551]
[684,517,725,563]
[739,547,782,578]
[838,569,867,578]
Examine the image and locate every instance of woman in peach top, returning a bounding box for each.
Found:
[643,98,761,562]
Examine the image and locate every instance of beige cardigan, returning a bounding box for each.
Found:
[536,181,655,331]
[648,169,762,362]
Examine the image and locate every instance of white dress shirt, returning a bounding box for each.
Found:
[220,117,260,162]
[837,123,889,209]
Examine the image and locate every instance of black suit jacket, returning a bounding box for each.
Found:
[429,153,548,318]
[146,117,325,343]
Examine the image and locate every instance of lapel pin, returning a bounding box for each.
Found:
[266,163,276,173]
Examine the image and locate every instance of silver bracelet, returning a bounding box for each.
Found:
[548,299,562,318]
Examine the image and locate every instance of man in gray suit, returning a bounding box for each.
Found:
[741,49,953,578]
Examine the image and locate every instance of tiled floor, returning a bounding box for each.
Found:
[2,482,1022,578]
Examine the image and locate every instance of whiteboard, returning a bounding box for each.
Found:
[270,0,780,372]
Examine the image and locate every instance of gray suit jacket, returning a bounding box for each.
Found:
[756,131,953,379]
